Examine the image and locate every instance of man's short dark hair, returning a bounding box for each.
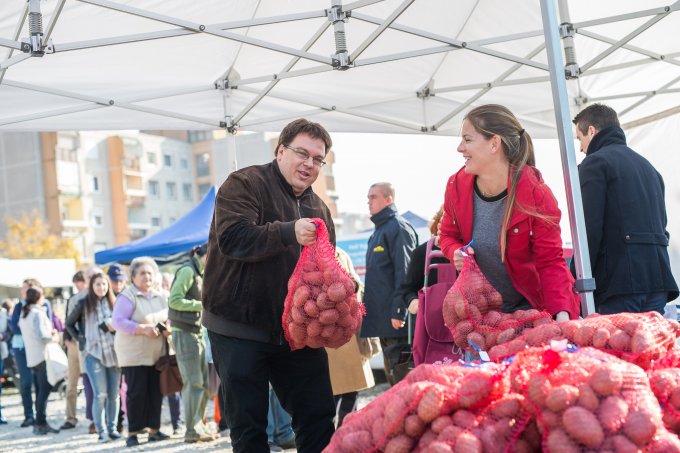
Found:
[572,103,620,134]
[275,119,332,156]
[72,271,85,283]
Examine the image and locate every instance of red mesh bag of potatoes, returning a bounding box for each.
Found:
[442,255,552,355]
[282,219,365,350]
[557,311,680,369]
[648,350,680,436]
[507,344,680,452]
[324,362,528,453]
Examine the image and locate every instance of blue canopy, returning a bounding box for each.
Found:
[95,187,215,264]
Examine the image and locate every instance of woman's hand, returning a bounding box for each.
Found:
[408,298,419,315]
[554,311,569,322]
[453,246,474,271]
[136,324,159,338]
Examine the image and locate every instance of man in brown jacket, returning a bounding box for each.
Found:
[202,119,336,453]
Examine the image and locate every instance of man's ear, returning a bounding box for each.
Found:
[588,125,598,137]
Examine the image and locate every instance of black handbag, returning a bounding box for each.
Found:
[381,315,415,385]
[155,337,183,395]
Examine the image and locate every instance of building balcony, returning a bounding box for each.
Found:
[62,219,89,229]
[128,222,151,231]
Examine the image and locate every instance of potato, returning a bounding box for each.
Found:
[562,406,605,448]
[326,282,348,302]
[337,314,353,328]
[303,300,320,318]
[404,414,426,438]
[598,395,628,433]
[306,320,323,337]
[341,430,372,453]
[546,428,580,453]
[293,285,310,307]
[457,372,494,408]
[608,330,632,351]
[288,322,306,343]
[573,326,596,345]
[418,385,446,423]
[631,331,655,355]
[496,328,517,344]
[452,409,477,429]
[482,310,503,327]
[454,431,482,453]
[454,299,468,319]
[577,384,600,412]
[546,385,579,413]
[290,306,307,324]
[430,415,453,433]
[467,332,486,351]
[316,293,335,310]
[589,368,623,396]
[301,271,323,286]
[623,410,657,447]
[489,395,523,418]
[320,324,336,339]
[592,328,611,348]
[335,301,350,317]
[384,434,413,453]
[383,395,409,435]
[318,308,339,325]
[527,374,551,408]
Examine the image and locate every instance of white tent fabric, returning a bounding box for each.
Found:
[1,0,679,135]
[2,0,680,314]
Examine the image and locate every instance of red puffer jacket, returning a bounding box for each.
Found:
[439,166,579,319]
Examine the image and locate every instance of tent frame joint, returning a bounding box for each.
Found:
[328,1,352,70]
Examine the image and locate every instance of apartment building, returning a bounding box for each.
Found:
[0,129,341,263]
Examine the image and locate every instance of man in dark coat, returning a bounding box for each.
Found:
[572,103,678,314]
[360,182,417,384]
[202,119,336,453]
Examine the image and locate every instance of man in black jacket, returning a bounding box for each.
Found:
[572,103,678,314]
[202,119,336,453]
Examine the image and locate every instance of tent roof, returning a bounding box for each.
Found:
[2,0,679,135]
[94,186,215,264]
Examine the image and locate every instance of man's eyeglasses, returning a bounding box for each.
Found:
[283,145,326,167]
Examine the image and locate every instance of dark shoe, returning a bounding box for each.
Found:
[109,431,122,440]
[277,437,297,450]
[125,435,139,447]
[60,421,77,430]
[0,418,8,425]
[184,433,216,443]
[21,417,35,428]
[34,424,60,435]
[88,422,97,434]
[148,431,170,442]
[98,434,110,443]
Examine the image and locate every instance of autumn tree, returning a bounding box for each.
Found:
[0,210,80,264]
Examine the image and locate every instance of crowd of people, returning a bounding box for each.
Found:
[0,103,677,453]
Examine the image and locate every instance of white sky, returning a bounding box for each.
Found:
[331,132,583,245]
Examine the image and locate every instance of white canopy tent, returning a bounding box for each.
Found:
[2,0,680,314]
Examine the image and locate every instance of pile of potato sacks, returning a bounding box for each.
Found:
[324,344,680,452]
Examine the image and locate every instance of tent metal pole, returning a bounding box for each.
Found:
[540,0,596,316]
[432,44,546,131]
[0,3,28,84]
[0,38,22,51]
[77,0,333,65]
[228,65,333,87]
[43,0,66,45]
[620,74,680,116]
[590,87,680,102]
[355,45,455,67]
[573,2,680,29]
[0,53,30,71]
[349,0,414,62]
[343,0,385,11]
[434,76,550,93]
[581,13,669,73]
[231,20,331,126]
[237,85,425,132]
[577,29,668,63]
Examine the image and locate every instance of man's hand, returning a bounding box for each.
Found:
[391,318,405,329]
[295,218,317,246]
[407,298,419,315]
[453,246,474,271]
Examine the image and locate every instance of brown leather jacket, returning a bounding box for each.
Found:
[202,160,335,344]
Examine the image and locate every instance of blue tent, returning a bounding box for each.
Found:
[94,187,215,264]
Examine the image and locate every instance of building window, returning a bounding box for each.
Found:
[182,183,192,201]
[148,180,159,198]
[91,176,100,193]
[163,153,173,167]
[92,208,103,228]
[166,182,177,199]
[195,153,210,177]
[180,158,189,170]
[147,152,157,164]
[198,183,211,197]
[151,216,161,227]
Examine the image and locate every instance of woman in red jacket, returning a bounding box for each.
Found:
[439,104,579,321]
